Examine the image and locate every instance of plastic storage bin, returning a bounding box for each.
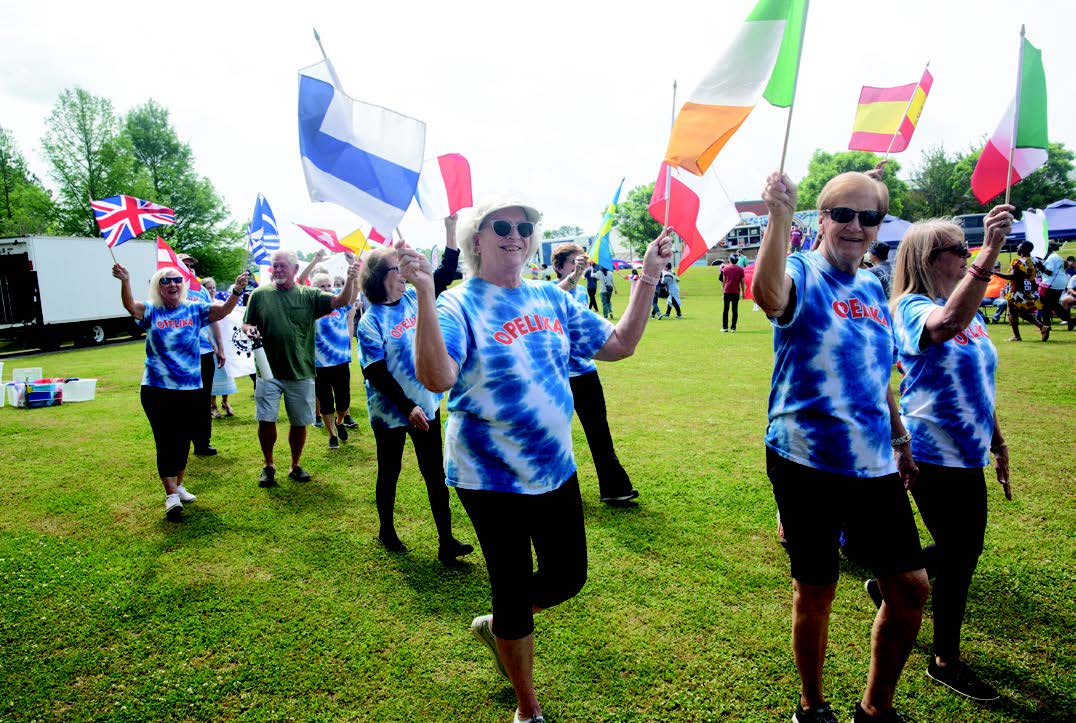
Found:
[62,379,97,402]
[11,367,42,382]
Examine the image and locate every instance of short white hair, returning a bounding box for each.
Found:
[271,248,299,267]
[457,194,542,275]
[148,267,188,306]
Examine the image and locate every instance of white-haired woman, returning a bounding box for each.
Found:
[113,263,249,519]
[357,216,473,564]
[310,270,358,448]
[873,206,1014,703]
[752,169,929,723]
[403,195,671,723]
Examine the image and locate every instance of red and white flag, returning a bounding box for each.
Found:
[156,237,201,291]
[295,223,349,253]
[415,153,473,220]
[647,163,741,274]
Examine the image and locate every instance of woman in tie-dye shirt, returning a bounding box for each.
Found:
[404,194,672,723]
[311,272,357,448]
[752,169,928,723]
[881,207,1014,703]
[113,263,249,521]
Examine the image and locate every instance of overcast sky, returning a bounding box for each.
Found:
[2,0,1073,253]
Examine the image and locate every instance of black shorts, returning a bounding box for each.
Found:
[314,362,351,414]
[767,447,924,585]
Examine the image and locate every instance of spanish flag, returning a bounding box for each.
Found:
[665,0,808,176]
[848,69,933,153]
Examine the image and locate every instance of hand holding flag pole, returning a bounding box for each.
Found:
[1004,25,1027,206]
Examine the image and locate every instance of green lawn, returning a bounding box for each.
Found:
[0,267,1073,722]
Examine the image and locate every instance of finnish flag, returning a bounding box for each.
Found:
[298,59,426,233]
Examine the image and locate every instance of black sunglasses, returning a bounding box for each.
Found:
[931,242,971,259]
[824,207,885,227]
[488,220,535,238]
[159,276,185,286]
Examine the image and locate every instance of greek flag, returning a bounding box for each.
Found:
[248,193,279,265]
[298,58,426,233]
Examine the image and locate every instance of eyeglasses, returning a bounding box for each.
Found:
[386,266,400,273]
[159,276,185,286]
[487,220,535,238]
[931,242,971,259]
[823,207,885,227]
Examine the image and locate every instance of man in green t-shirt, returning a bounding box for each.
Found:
[243,249,359,487]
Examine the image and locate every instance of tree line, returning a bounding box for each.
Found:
[1,88,244,280]
[614,144,1075,259]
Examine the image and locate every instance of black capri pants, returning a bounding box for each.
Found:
[456,474,587,640]
[314,362,351,415]
[140,385,202,478]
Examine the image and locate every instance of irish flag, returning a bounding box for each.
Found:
[971,36,1049,204]
[665,0,808,176]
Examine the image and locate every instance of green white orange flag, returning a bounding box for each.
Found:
[971,36,1049,204]
[664,0,808,176]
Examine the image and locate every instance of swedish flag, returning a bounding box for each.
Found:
[590,178,624,270]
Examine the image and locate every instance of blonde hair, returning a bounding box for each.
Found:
[889,219,965,312]
[457,195,542,275]
[148,267,188,307]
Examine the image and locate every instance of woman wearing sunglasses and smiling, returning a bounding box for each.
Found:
[112,263,250,520]
[402,195,671,723]
[752,170,929,723]
[870,205,1014,704]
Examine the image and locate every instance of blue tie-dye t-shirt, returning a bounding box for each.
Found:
[137,301,211,390]
[765,251,897,477]
[564,285,598,377]
[315,301,353,368]
[187,287,215,355]
[437,278,614,495]
[357,290,441,429]
[894,294,997,468]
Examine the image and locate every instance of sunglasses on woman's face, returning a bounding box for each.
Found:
[488,220,535,238]
[159,276,185,286]
[824,207,885,227]
[931,242,971,259]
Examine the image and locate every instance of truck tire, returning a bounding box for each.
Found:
[88,324,107,345]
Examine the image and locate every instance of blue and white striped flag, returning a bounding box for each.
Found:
[248,193,279,265]
[298,58,426,234]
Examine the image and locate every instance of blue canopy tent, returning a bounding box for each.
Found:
[1007,199,1076,242]
[876,215,912,248]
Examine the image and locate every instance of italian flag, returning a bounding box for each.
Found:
[971,37,1049,204]
[665,0,808,176]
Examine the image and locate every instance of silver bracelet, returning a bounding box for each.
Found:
[891,432,912,447]
[638,273,659,286]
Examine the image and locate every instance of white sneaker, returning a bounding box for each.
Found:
[513,711,545,723]
[176,485,197,503]
[470,614,509,679]
[164,493,183,520]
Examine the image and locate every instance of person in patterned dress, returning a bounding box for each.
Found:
[994,241,1049,342]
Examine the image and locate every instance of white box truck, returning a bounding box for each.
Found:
[0,235,158,349]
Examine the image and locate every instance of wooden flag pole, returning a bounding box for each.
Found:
[778,0,811,174]
[664,80,677,227]
[1004,25,1027,206]
[882,60,930,164]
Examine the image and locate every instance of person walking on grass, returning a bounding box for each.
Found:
[242,249,359,488]
[311,271,359,450]
[406,193,672,723]
[660,262,682,318]
[720,256,745,332]
[872,207,1015,704]
[178,254,222,457]
[113,263,249,520]
[598,264,617,318]
[753,168,929,723]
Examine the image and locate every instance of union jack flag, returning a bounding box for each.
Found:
[91,195,176,248]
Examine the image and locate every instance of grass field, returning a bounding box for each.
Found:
[0,267,1073,722]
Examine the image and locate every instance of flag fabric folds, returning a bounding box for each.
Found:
[295,223,349,253]
[1022,209,1049,259]
[971,37,1049,204]
[848,69,933,153]
[590,178,624,270]
[248,193,280,265]
[298,59,426,233]
[156,236,201,291]
[338,227,372,255]
[91,195,175,248]
[665,0,808,176]
[647,164,741,275]
[416,153,473,220]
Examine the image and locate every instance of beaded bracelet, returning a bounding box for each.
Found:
[891,432,912,447]
[638,273,660,286]
[967,263,992,282]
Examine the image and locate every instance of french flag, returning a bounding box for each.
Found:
[647,163,740,275]
[415,153,473,220]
